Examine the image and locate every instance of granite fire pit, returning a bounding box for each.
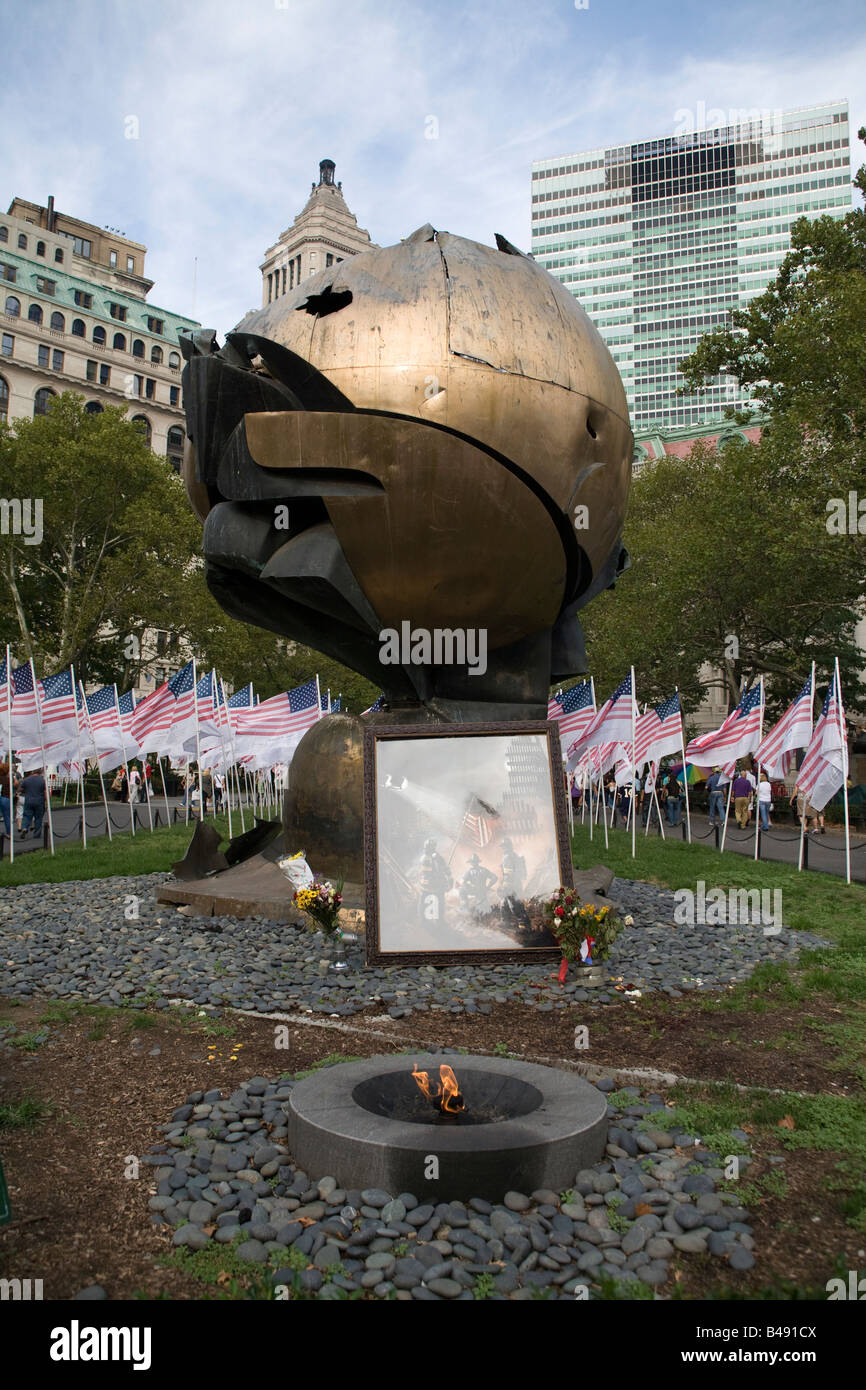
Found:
[285,1053,608,1202]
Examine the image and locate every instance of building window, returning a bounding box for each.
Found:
[150,345,163,364]
[35,277,56,295]
[93,325,106,345]
[0,374,8,421]
[36,240,46,257]
[113,332,126,351]
[71,318,85,337]
[62,234,92,259]
[289,260,294,291]
[86,359,97,382]
[17,234,27,249]
[168,351,180,369]
[73,290,92,308]
[54,248,63,263]
[326,253,333,267]
[109,251,117,268]
[282,267,286,294]
[131,413,152,446]
[4,295,20,316]
[167,425,184,471]
[50,311,65,332]
[146,316,163,335]
[267,273,272,303]
[85,400,103,414]
[38,344,49,366]
[34,386,55,415]
[109,302,127,321]
[132,338,144,358]
[99,363,110,386]
[29,304,43,325]
[0,263,16,283]
[131,373,143,396]
[126,255,135,273]
[52,349,64,372]
[1,333,13,357]
[145,377,155,399]
[0,226,7,243]
[169,385,179,406]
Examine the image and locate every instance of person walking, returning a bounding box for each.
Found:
[213,770,224,812]
[18,766,47,839]
[0,760,12,838]
[128,764,141,804]
[666,772,682,827]
[200,768,214,816]
[732,769,752,829]
[790,783,818,834]
[706,767,725,827]
[757,771,773,831]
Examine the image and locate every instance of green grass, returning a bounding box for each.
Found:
[0,1095,53,1130]
[0,816,232,886]
[6,1030,50,1051]
[291,1052,363,1080]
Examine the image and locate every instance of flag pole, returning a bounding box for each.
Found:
[191,659,204,823]
[835,657,851,885]
[675,687,691,843]
[753,678,765,861]
[113,685,135,838]
[158,755,171,826]
[720,778,733,854]
[798,662,816,871]
[30,658,55,855]
[630,667,637,860]
[5,646,14,863]
[69,665,88,850]
[212,670,233,841]
[221,675,246,834]
[79,678,112,842]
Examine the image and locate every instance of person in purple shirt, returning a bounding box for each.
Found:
[732,771,751,829]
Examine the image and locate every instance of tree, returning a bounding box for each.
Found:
[580,426,866,721]
[0,394,205,683]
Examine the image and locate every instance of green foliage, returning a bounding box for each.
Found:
[291,1052,364,1079]
[593,1272,655,1301]
[472,1271,496,1300]
[6,1030,49,1051]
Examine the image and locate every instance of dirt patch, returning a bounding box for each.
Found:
[370,997,863,1093]
[0,1000,395,1301]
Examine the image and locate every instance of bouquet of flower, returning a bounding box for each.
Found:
[293,877,344,936]
[542,885,624,965]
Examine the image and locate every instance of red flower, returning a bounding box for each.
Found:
[554,906,564,918]
[564,895,574,905]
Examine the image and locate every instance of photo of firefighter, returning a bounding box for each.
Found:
[372,732,565,953]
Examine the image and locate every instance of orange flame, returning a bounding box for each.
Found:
[412,1063,465,1114]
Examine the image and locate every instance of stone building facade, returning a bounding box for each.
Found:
[0,196,198,470]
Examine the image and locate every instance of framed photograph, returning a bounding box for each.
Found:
[363,722,573,965]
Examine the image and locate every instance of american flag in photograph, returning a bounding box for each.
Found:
[39,668,78,735]
[634,693,682,770]
[567,673,635,763]
[754,674,813,777]
[234,678,320,740]
[686,682,763,767]
[796,673,847,811]
[462,794,498,848]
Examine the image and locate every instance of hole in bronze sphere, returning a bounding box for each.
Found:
[586,417,598,439]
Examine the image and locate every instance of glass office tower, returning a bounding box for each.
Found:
[531,101,853,430]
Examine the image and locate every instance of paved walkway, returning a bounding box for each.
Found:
[0,796,267,858]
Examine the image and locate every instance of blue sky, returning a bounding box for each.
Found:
[3,0,863,336]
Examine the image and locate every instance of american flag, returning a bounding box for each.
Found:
[797,672,847,811]
[228,683,255,709]
[549,681,595,761]
[567,673,636,764]
[462,794,498,848]
[363,694,386,714]
[39,668,78,738]
[754,674,813,777]
[11,663,39,743]
[169,661,197,721]
[234,678,321,742]
[634,693,683,770]
[686,682,763,768]
[86,685,122,733]
[320,689,331,713]
[331,695,342,713]
[131,681,175,750]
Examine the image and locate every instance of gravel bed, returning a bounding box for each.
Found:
[0,872,829,1017]
[142,1062,760,1299]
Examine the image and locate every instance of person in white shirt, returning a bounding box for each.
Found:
[757,771,773,830]
[128,765,141,804]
